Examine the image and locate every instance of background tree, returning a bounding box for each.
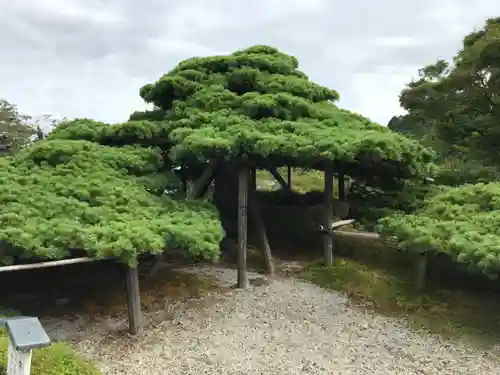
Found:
[388,17,500,185]
[0,99,58,154]
[380,17,500,279]
[393,18,500,158]
[0,99,37,154]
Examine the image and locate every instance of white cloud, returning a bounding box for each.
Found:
[1,0,500,127]
[374,37,426,48]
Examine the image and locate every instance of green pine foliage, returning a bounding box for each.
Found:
[147,45,434,178]
[50,119,172,149]
[0,139,222,265]
[379,183,500,278]
[3,45,437,267]
[51,46,434,181]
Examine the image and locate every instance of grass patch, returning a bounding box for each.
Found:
[301,257,500,347]
[256,168,327,194]
[0,310,101,375]
[0,332,102,375]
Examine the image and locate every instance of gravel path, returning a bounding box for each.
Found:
[44,266,498,375]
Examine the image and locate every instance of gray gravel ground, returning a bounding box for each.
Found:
[43,266,498,375]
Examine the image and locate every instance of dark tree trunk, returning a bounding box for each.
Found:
[213,161,240,241]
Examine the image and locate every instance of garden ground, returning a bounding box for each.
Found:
[7,260,497,375]
[3,169,500,374]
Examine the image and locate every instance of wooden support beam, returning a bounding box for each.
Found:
[237,165,250,289]
[318,219,356,233]
[323,166,334,267]
[249,169,275,275]
[267,167,293,194]
[286,166,292,188]
[414,253,427,291]
[0,256,110,273]
[187,162,217,199]
[126,266,142,335]
[332,230,381,240]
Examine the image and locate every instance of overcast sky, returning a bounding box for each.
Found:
[2,0,500,128]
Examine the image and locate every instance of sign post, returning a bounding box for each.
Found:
[3,317,51,375]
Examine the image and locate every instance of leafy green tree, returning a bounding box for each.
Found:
[50,46,434,235]
[136,45,433,179]
[53,46,432,179]
[395,17,500,165]
[0,100,58,154]
[0,99,36,154]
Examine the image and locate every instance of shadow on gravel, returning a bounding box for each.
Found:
[0,259,226,326]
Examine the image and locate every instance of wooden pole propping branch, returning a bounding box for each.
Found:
[414,252,428,291]
[249,169,275,275]
[126,266,142,335]
[338,172,346,201]
[267,167,293,194]
[286,166,292,188]
[237,164,250,289]
[323,166,334,267]
[187,161,217,199]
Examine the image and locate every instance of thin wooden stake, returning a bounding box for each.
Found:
[287,166,292,188]
[237,165,249,288]
[415,253,427,291]
[249,169,275,275]
[323,166,334,266]
[126,266,142,335]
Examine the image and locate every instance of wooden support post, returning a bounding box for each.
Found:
[338,172,346,201]
[181,179,188,197]
[414,253,427,291]
[126,266,142,335]
[286,166,292,188]
[188,162,216,199]
[251,167,257,189]
[237,164,250,288]
[249,169,275,275]
[323,166,334,267]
